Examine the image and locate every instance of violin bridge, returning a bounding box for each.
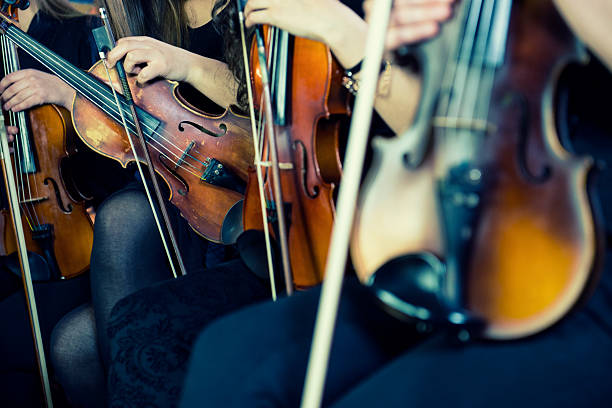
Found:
[175,141,196,171]
[254,160,294,170]
[20,196,49,205]
[433,116,497,134]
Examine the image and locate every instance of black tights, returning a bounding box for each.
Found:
[89,186,207,368]
[51,186,207,407]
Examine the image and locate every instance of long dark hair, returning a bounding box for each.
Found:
[102,0,191,48]
[38,0,83,19]
[213,0,251,109]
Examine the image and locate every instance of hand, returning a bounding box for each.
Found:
[244,0,346,43]
[0,69,76,112]
[364,0,455,49]
[244,0,368,69]
[6,126,17,142]
[107,36,200,85]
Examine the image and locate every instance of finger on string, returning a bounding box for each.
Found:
[3,85,35,110]
[244,0,270,16]
[107,38,154,68]
[135,65,160,86]
[387,21,439,49]
[0,70,29,94]
[393,0,455,5]
[8,94,43,113]
[365,0,454,21]
[123,49,157,74]
[390,3,453,25]
[6,126,18,139]
[244,9,275,28]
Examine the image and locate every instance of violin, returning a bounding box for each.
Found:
[0,10,254,244]
[351,0,602,339]
[0,5,93,279]
[242,24,349,290]
[302,2,603,405]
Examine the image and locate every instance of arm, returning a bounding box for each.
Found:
[244,0,454,133]
[106,36,239,108]
[554,0,612,72]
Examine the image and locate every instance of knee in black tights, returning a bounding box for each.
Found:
[50,304,105,408]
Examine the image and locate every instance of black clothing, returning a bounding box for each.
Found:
[107,259,269,408]
[18,13,133,205]
[179,40,612,408]
[0,12,117,408]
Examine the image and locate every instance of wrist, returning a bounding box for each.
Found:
[182,51,208,85]
[56,80,76,109]
[324,3,368,69]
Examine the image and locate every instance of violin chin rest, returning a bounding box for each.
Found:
[3,251,52,282]
[221,200,244,245]
[366,252,483,335]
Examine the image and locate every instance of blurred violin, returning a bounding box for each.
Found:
[351,0,602,339]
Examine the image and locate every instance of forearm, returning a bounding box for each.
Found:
[184,53,239,108]
[554,0,612,71]
[370,66,421,134]
[322,3,421,133]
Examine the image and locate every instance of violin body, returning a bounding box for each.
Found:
[351,0,601,339]
[243,30,348,289]
[72,62,254,243]
[1,104,93,279]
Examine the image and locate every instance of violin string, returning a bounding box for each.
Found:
[237,0,278,300]
[3,35,41,229]
[9,29,208,180]
[438,0,483,171]
[4,23,240,239]
[475,0,512,126]
[9,29,213,172]
[11,46,44,229]
[1,35,36,229]
[446,0,484,121]
[460,0,497,159]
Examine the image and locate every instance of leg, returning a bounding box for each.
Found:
[107,258,269,408]
[51,303,105,408]
[0,274,89,405]
[90,186,206,368]
[330,308,612,408]
[180,278,423,408]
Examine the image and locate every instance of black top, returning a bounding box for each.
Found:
[175,22,226,113]
[187,21,225,62]
[19,13,100,71]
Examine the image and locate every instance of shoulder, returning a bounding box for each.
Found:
[59,15,102,31]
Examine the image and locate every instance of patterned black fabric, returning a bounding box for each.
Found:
[107,259,270,408]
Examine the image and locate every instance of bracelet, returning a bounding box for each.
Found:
[342,59,391,96]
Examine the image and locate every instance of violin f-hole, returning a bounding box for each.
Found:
[293,140,319,199]
[178,120,228,137]
[513,92,551,184]
[43,177,73,213]
[159,154,190,196]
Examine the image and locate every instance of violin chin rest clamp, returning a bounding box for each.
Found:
[366,252,483,337]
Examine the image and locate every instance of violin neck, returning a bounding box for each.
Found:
[0,22,149,135]
[0,34,36,174]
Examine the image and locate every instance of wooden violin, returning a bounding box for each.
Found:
[0,11,254,244]
[0,5,92,279]
[350,0,602,339]
[242,24,350,290]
